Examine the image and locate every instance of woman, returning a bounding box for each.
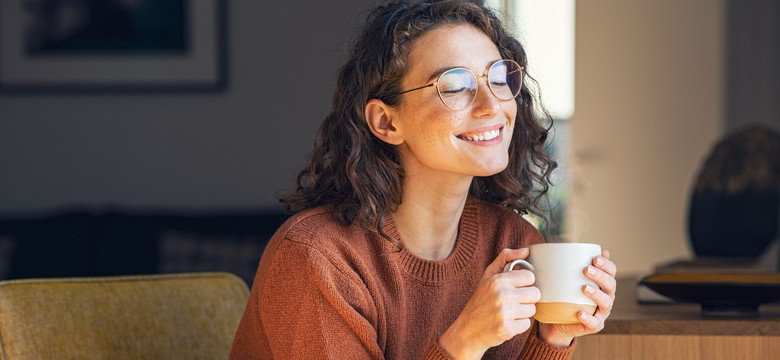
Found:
[230,1,617,359]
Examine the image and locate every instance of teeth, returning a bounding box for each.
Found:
[461,129,500,141]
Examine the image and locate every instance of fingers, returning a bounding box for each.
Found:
[511,318,533,335]
[585,264,616,297]
[463,279,538,345]
[514,285,541,304]
[502,269,536,288]
[482,270,537,302]
[581,253,617,332]
[485,248,529,276]
[578,282,612,334]
[508,301,537,320]
[577,310,604,332]
[498,289,538,334]
[500,247,530,264]
[593,253,617,278]
[494,317,533,343]
[583,283,613,315]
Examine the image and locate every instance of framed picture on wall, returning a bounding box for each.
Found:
[0,0,226,92]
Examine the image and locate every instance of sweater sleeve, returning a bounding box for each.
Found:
[258,238,384,359]
[416,323,576,360]
[517,322,576,360]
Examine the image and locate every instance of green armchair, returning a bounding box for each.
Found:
[0,272,249,359]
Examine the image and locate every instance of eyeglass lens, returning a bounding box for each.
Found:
[436,60,523,110]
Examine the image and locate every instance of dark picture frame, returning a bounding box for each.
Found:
[0,0,227,92]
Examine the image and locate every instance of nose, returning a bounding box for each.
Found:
[470,74,500,117]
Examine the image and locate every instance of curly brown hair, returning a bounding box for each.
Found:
[280,0,557,235]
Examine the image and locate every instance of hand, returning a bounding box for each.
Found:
[439,248,540,360]
[537,249,618,347]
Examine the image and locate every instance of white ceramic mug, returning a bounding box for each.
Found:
[503,243,602,324]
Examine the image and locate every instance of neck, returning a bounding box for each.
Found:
[393,173,473,261]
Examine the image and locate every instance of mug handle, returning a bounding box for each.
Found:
[503,259,535,273]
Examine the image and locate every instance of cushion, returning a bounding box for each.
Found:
[0,272,249,360]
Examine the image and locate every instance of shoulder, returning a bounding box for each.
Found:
[276,206,371,250]
[471,197,538,232]
[470,197,545,247]
[258,206,384,282]
[252,208,380,335]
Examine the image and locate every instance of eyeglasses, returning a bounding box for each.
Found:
[388,59,524,110]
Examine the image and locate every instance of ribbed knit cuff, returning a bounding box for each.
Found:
[519,323,576,360]
[420,341,453,360]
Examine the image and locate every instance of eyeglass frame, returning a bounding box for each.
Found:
[384,59,524,110]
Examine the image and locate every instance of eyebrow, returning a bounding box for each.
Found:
[422,59,503,83]
[424,66,454,83]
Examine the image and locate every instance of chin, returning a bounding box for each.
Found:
[472,163,509,177]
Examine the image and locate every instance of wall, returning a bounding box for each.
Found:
[0,1,743,278]
[726,0,780,132]
[569,0,726,276]
[0,1,371,213]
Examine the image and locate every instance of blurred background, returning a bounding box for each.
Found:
[0,0,777,282]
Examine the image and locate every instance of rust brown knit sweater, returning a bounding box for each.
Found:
[230,197,576,359]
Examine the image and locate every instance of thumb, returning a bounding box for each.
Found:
[484,248,529,277]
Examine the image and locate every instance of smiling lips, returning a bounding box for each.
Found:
[456,127,502,142]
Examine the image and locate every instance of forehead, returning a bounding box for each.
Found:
[405,24,502,81]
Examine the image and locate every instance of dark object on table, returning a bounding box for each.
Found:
[688,126,780,258]
[639,272,780,316]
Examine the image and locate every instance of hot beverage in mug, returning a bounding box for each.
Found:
[503,243,601,324]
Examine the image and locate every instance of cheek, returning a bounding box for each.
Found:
[406,105,458,138]
[504,103,518,136]
[506,101,518,121]
[414,120,456,152]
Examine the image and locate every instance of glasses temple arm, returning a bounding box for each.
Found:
[387,82,436,96]
[506,67,524,75]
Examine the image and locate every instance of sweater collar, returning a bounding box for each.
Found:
[382,197,480,284]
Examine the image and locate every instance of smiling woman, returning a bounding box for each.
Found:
[230,1,617,359]
[366,24,520,183]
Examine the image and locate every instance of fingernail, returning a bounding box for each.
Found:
[596,257,605,266]
[579,311,587,320]
[587,266,596,276]
[585,284,596,294]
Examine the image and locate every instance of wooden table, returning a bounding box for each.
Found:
[571,277,780,360]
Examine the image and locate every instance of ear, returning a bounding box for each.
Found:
[364,99,404,145]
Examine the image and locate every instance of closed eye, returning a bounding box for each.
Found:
[441,87,470,95]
